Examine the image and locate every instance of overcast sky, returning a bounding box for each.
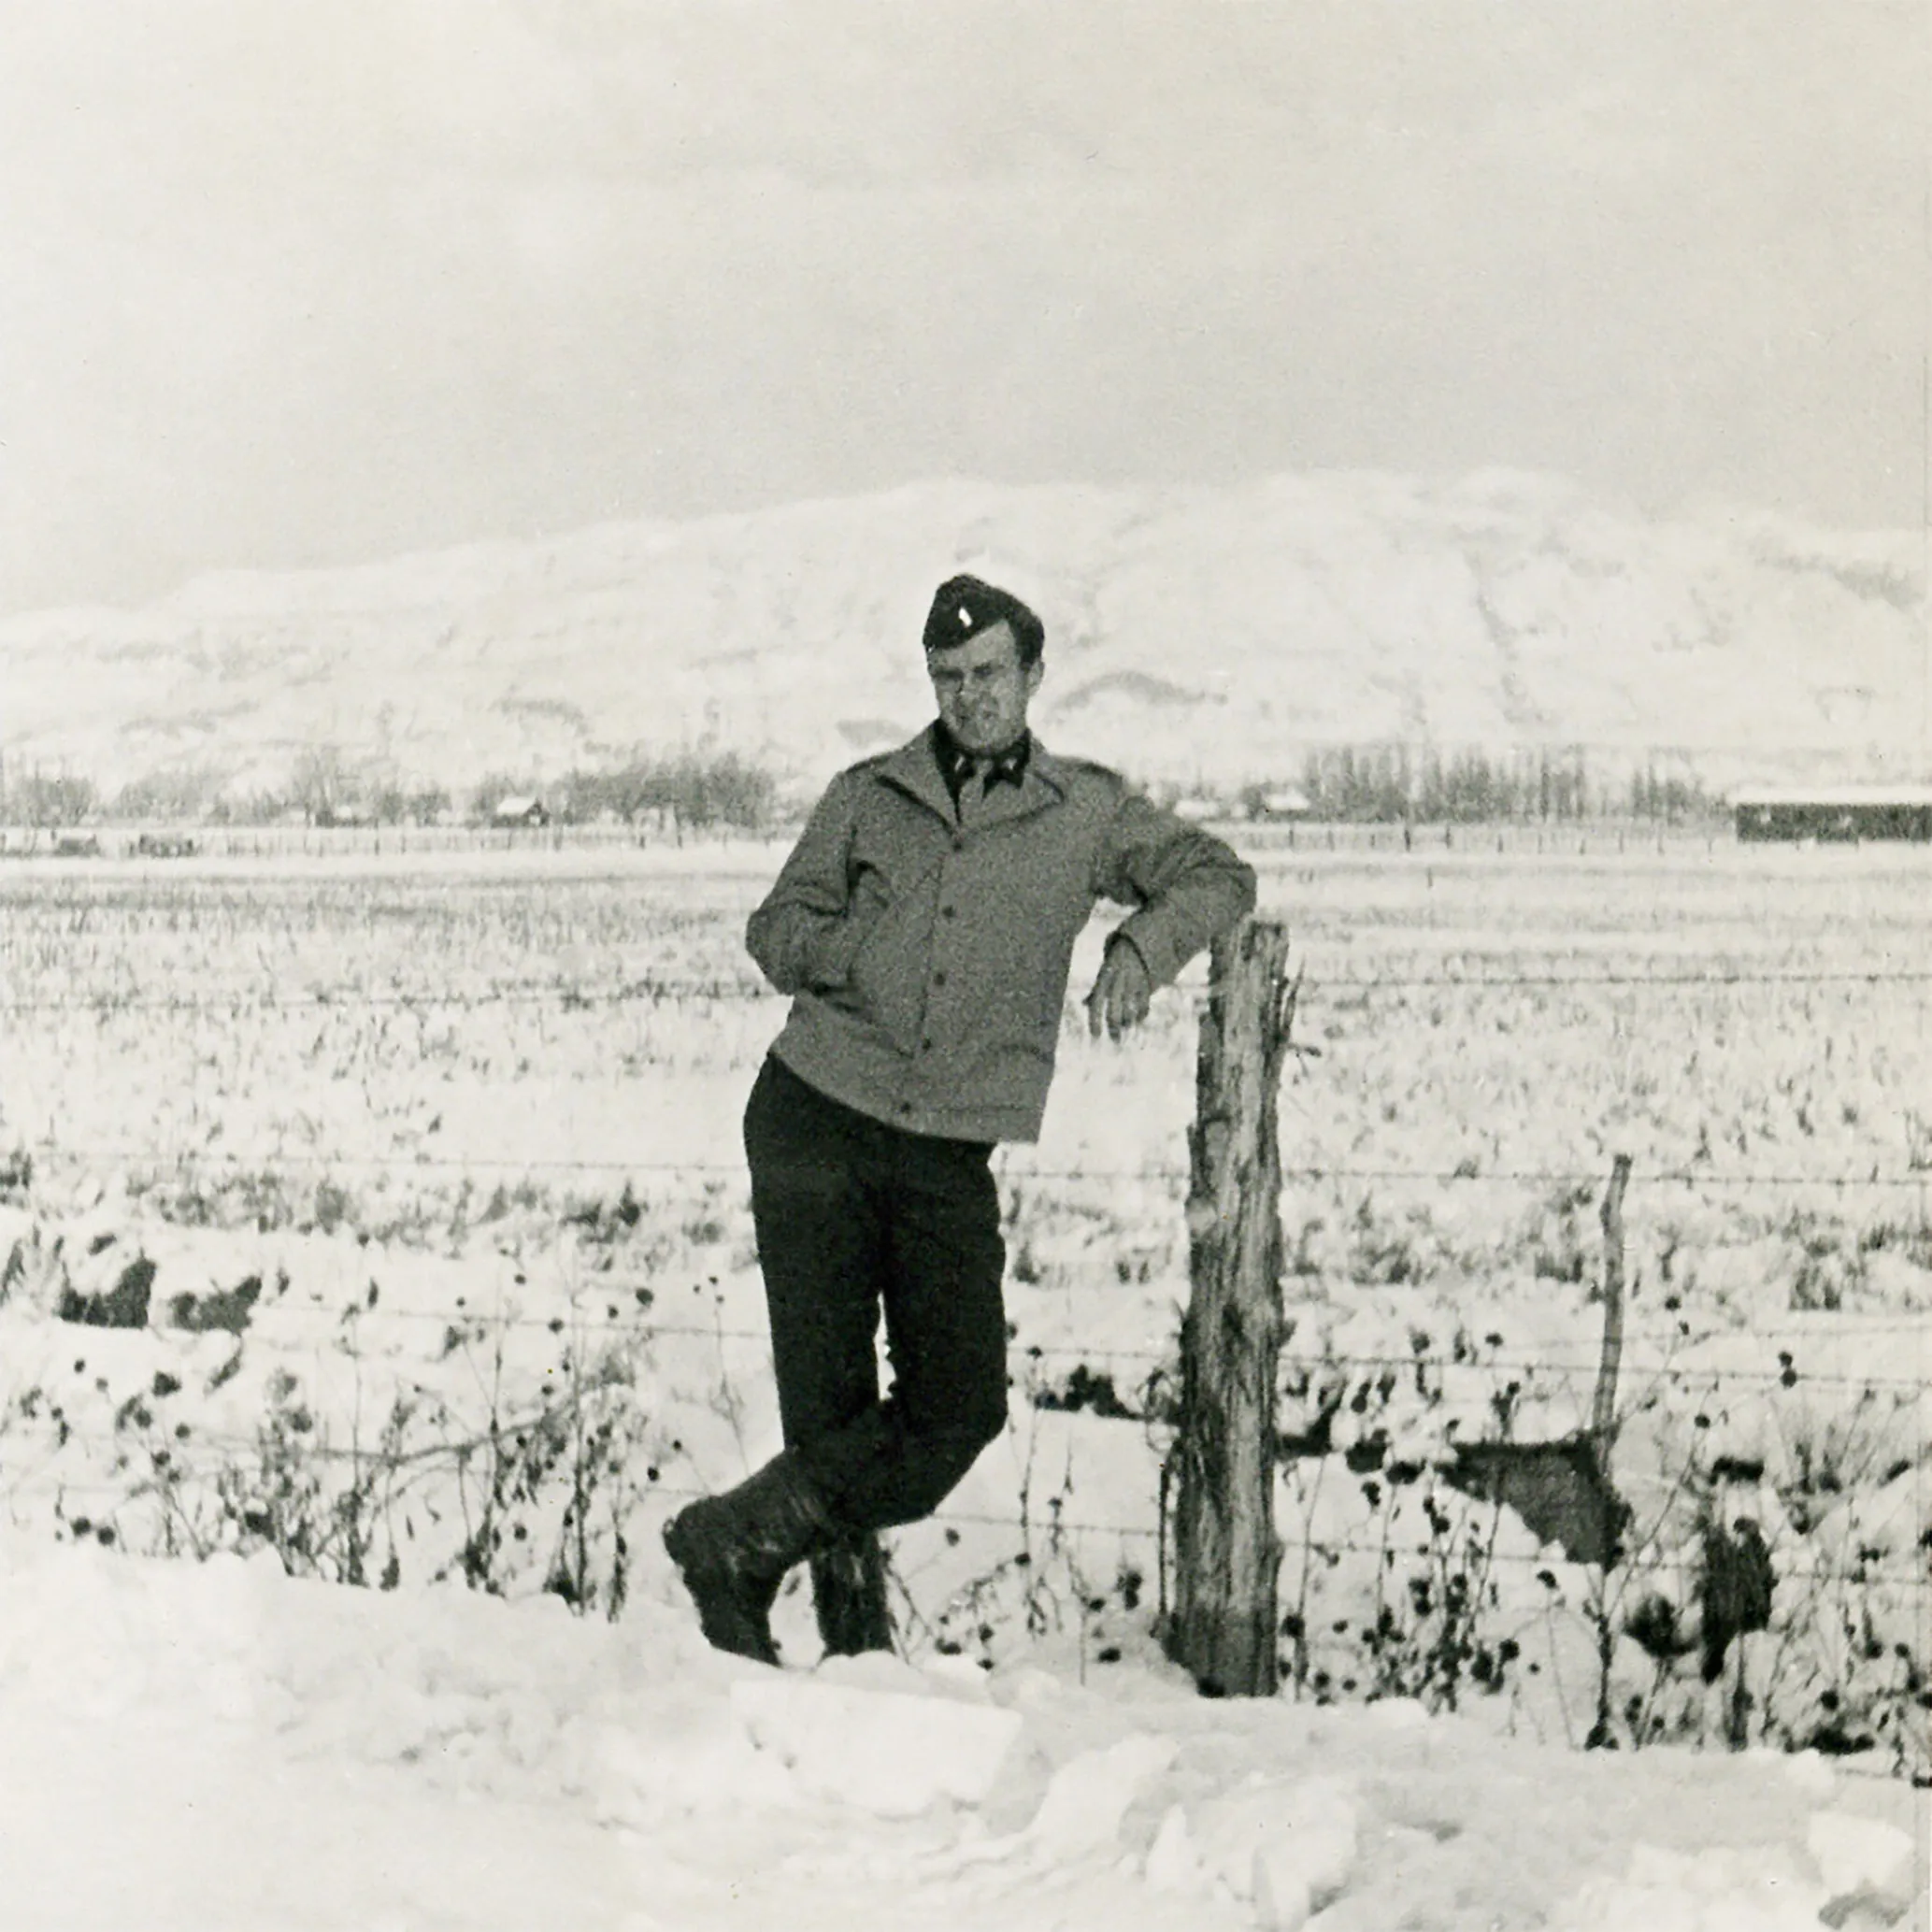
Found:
[1,0,1925,617]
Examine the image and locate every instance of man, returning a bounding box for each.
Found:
[662,573,1256,1665]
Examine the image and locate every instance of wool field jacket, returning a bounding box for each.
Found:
[747,725,1258,1144]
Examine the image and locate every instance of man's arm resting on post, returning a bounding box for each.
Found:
[1086,792,1258,1029]
[745,775,873,995]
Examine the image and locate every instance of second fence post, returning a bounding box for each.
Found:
[1166,917,1296,1697]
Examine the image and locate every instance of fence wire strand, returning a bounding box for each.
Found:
[139,1303,1924,1394]
[5,961,1932,1017]
[17,1140,1932,1193]
[13,1463,1927,1595]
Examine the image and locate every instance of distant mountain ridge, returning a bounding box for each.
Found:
[3,470,1925,802]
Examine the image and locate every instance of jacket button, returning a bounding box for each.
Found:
[951,835,966,852]
[898,1099,914,1114]
[940,905,956,919]
[933,971,947,986]
[920,1038,934,1053]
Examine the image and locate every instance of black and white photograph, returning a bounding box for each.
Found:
[2,5,1927,1926]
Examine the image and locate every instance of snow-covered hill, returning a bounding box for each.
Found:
[3,472,1925,801]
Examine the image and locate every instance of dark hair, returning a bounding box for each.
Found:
[923,574,1045,669]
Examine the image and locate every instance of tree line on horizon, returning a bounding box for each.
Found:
[0,748,781,835]
[1251,745,1718,826]
[2,742,1720,833]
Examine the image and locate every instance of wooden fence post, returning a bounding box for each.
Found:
[1165,917,1296,1697]
[1591,1154,1633,1442]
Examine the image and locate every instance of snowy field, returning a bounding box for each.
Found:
[1,831,1928,1927]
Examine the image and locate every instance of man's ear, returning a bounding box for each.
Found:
[1024,657,1045,702]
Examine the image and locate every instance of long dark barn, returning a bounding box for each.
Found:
[1733,784,1932,842]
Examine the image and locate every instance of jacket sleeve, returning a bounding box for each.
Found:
[1091,791,1258,988]
[745,774,876,995]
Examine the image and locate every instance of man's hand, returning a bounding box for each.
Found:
[1085,938,1152,1040]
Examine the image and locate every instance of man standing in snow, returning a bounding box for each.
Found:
[663,573,1256,1664]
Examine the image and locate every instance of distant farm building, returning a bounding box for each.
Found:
[1172,794,1226,823]
[1733,784,1932,843]
[492,795,550,828]
[1252,786,1312,821]
[135,832,199,858]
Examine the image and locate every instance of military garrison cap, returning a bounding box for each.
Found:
[923,574,1045,665]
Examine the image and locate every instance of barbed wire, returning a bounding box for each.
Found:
[19,1138,1932,1193]
[171,1300,1924,1389]
[143,1297,1911,1381]
[11,1465,1927,1594]
[3,961,1931,1017]
[1311,968,1932,992]
[1266,1166,1932,1191]
[0,980,767,1015]
[36,1149,754,1176]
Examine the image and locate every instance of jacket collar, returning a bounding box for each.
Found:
[874,723,1068,827]
[932,718,1032,801]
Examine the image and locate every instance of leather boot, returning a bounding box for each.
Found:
[662,1450,836,1665]
[809,1532,895,1658]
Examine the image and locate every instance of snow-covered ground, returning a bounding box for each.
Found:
[2,835,1928,1925]
[1,1524,1923,1932]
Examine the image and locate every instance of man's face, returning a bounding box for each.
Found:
[925,621,1043,757]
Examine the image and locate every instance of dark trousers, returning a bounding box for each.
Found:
[743,1054,1009,1532]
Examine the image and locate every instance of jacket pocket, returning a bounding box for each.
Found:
[807,867,891,992]
[846,899,923,1054]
